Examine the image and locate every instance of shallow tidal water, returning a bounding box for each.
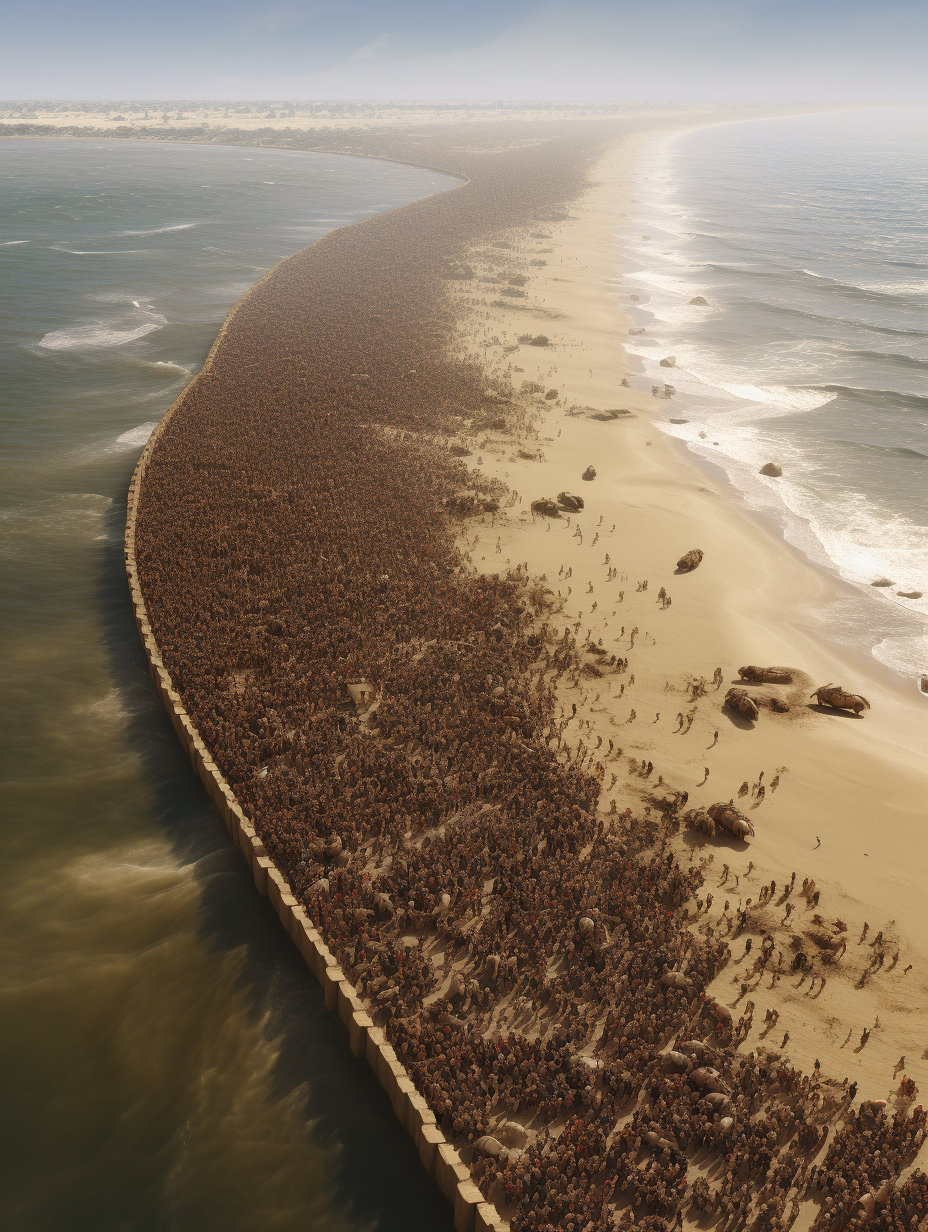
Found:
[0,138,456,1232]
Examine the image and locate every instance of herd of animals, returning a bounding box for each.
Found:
[130,120,917,1232]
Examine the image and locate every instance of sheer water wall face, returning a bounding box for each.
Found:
[0,138,456,1232]
[622,107,928,683]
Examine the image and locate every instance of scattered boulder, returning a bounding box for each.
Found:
[531,497,560,518]
[707,802,754,840]
[726,687,760,721]
[897,590,923,599]
[629,327,646,335]
[688,296,709,305]
[684,809,715,837]
[582,465,597,481]
[557,492,584,511]
[495,1121,529,1148]
[669,418,689,424]
[473,1136,504,1158]
[871,577,894,587]
[676,548,704,572]
[759,462,782,477]
[810,684,870,715]
[738,666,793,683]
[659,356,676,367]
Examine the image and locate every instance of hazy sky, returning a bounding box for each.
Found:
[2,0,927,101]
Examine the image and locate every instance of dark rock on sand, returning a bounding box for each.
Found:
[582,465,597,481]
[688,296,710,305]
[589,408,632,421]
[531,497,560,517]
[669,418,689,424]
[897,590,923,599]
[871,577,894,587]
[659,356,676,367]
[759,462,782,477]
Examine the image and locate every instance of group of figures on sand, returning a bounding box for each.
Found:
[133,127,921,1232]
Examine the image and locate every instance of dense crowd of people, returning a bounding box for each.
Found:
[134,124,924,1230]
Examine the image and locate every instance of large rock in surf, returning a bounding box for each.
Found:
[759,462,782,477]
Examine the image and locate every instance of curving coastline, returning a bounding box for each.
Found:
[126,122,612,1232]
[127,118,928,1232]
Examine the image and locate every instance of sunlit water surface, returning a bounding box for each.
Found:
[0,138,456,1232]
[624,107,928,683]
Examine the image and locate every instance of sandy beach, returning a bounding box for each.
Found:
[115,105,928,1230]
[449,134,928,1111]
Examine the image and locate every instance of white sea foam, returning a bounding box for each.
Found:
[114,223,199,236]
[873,633,928,680]
[108,422,159,451]
[660,417,928,623]
[854,280,928,297]
[690,379,838,418]
[53,249,151,256]
[39,318,166,349]
[2,239,30,245]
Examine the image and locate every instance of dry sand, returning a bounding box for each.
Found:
[447,135,928,1116]
[1,102,839,133]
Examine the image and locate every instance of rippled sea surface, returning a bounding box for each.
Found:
[0,138,455,1232]
[623,107,928,682]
